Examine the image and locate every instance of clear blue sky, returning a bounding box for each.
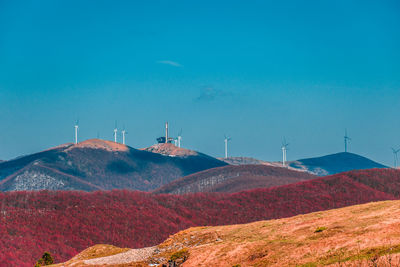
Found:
[0,0,399,166]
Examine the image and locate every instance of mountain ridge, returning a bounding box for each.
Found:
[221,152,387,176]
[288,151,387,175]
[153,164,317,194]
[0,139,227,191]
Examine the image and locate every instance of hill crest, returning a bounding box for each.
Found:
[65,139,129,152]
[59,199,400,266]
[141,143,198,157]
[153,164,316,194]
[0,139,227,192]
[288,152,387,175]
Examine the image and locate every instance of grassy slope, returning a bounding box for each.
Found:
[153,164,316,194]
[59,200,400,266]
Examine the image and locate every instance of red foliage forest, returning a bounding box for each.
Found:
[0,168,399,266]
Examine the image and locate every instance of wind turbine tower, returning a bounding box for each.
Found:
[224,135,231,159]
[113,122,118,143]
[177,129,182,148]
[281,138,289,167]
[344,129,351,152]
[121,128,127,145]
[74,120,79,144]
[165,122,169,143]
[392,148,400,168]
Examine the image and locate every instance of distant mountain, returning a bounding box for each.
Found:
[153,164,316,194]
[0,139,227,191]
[288,152,387,176]
[221,153,387,176]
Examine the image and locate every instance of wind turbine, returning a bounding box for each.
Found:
[391,148,400,168]
[344,129,351,152]
[281,138,289,167]
[74,120,79,144]
[165,122,169,143]
[224,135,231,159]
[121,126,128,145]
[177,129,182,148]
[113,121,118,143]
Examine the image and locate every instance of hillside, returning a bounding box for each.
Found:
[1,168,400,266]
[0,139,226,191]
[153,164,316,194]
[288,152,387,175]
[218,156,270,165]
[58,200,400,266]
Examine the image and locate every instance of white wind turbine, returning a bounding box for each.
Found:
[281,138,289,167]
[121,126,128,145]
[224,135,231,159]
[344,129,351,152]
[113,121,118,143]
[392,148,400,168]
[74,120,79,144]
[177,129,182,148]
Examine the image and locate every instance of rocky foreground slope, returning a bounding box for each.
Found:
[58,199,400,266]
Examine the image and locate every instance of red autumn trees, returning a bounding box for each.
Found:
[0,168,398,266]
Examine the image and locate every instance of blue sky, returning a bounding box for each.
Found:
[0,0,399,166]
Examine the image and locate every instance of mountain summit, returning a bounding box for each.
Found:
[288,152,387,175]
[0,139,227,191]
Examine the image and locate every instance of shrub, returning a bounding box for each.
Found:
[170,248,189,262]
[34,252,54,266]
[314,227,327,233]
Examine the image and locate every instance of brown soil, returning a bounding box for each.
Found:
[55,200,400,266]
[141,143,198,157]
[66,139,129,152]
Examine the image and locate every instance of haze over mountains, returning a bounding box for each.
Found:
[0,139,226,191]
